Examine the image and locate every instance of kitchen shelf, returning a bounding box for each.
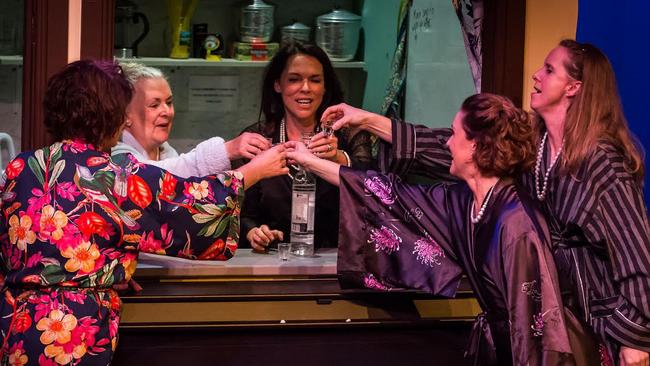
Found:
[0,56,365,69]
[0,55,23,65]
[123,57,366,69]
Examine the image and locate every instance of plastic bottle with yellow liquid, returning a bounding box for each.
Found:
[167,0,198,59]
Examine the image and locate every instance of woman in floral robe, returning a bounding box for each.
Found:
[0,60,287,365]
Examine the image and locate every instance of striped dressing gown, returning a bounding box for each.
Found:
[377,119,650,363]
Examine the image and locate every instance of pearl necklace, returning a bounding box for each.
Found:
[279,118,320,144]
[535,132,563,201]
[280,119,316,179]
[470,179,499,224]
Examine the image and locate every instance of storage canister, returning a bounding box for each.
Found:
[315,9,361,61]
[240,0,274,43]
[281,21,311,45]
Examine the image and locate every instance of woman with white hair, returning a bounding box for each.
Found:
[113,62,271,177]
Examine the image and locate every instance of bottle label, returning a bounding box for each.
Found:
[179,30,191,46]
[292,192,309,224]
[291,191,315,231]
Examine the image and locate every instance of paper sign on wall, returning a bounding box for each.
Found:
[188,75,239,112]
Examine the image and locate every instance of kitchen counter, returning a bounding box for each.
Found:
[135,248,337,278]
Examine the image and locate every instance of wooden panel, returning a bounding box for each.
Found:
[22,0,69,150]
[482,0,526,107]
[81,0,115,60]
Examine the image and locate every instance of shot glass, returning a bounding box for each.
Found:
[278,242,291,261]
[322,119,334,137]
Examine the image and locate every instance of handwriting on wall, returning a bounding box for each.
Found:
[411,6,435,41]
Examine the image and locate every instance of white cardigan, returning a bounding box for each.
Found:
[112,130,231,178]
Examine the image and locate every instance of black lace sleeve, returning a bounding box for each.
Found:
[339,128,376,170]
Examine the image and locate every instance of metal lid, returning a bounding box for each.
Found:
[243,0,274,10]
[282,21,310,31]
[317,9,361,23]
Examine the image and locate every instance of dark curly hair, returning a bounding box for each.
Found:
[462,93,536,178]
[43,59,133,149]
[258,41,343,136]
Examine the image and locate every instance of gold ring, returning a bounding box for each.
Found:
[327,144,333,152]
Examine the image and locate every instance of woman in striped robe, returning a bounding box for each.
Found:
[322,40,650,366]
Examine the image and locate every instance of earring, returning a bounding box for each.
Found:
[125,120,132,127]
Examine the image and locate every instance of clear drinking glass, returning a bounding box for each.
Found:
[322,119,334,137]
[278,243,291,261]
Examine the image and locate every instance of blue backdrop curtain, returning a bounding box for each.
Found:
[576,1,650,208]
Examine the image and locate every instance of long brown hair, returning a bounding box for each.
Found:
[559,39,644,182]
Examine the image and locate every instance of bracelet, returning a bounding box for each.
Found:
[340,150,351,167]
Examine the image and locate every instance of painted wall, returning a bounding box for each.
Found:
[360,0,402,113]
[576,1,650,206]
[522,0,578,111]
[404,0,475,128]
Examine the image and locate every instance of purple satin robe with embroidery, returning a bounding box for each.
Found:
[337,168,599,365]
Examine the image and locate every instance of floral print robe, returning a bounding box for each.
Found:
[0,140,244,365]
[337,168,600,365]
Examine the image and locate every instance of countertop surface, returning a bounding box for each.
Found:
[135,248,338,277]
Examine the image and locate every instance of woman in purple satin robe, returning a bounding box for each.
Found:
[286,93,599,365]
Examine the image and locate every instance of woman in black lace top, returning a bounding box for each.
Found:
[236,41,374,251]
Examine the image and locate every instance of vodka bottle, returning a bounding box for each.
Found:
[290,132,316,256]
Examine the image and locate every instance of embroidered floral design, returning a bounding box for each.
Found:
[413,237,446,267]
[369,225,402,254]
[521,280,542,301]
[411,207,423,220]
[363,273,392,291]
[364,176,395,205]
[531,312,544,337]
[404,207,423,223]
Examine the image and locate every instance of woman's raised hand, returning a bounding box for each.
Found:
[308,132,338,161]
[320,103,372,131]
[321,103,393,142]
[237,144,288,189]
[284,141,318,170]
[226,132,272,160]
[249,144,288,179]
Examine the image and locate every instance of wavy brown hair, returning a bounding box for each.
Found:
[462,93,536,178]
[44,59,132,149]
[558,39,644,182]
